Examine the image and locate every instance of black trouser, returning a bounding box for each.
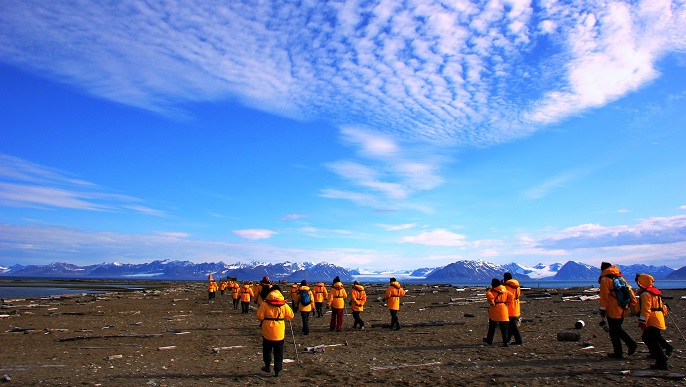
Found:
[315,302,323,317]
[352,311,364,328]
[643,327,669,366]
[607,316,636,355]
[241,301,250,314]
[262,338,284,372]
[300,311,310,335]
[232,298,239,309]
[208,291,215,300]
[220,290,225,295]
[508,316,522,344]
[389,309,400,329]
[486,319,509,345]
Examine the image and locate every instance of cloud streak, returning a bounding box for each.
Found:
[1,1,683,144]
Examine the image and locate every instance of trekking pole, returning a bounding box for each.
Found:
[667,312,686,342]
[288,320,301,365]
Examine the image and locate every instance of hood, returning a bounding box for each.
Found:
[333,282,344,290]
[600,265,622,278]
[353,284,364,291]
[390,281,402,289]
[504,279,520,287]
[315,282,325,286]
[242,284,250,288]
[492,285,506,292]
[265,289,286,304]
[635,273,660,294]
[299,285,311,291]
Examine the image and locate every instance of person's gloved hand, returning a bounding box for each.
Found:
[599,310,606,318]
[638,321,647,330]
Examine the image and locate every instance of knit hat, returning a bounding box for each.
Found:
[491,278,501,288]
[262,276,269,283]
[600,262,612,271]
[503,272,512,281]
[333,276,340,284]
[301,280,308,286]
[353,280,360,285]
[390,277,396,283]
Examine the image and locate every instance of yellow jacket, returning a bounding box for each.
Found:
[636,274,667,330]
[256,290,294,341]
[313,282,328,303]
[240,284,254,302]
[219,281,228,291]
[293,286,315,312]
[503,279,521,318]
[351,284,367,312]
[328,282,347,309]
[384,282,405,311]
[255,282,271,305]
[208,281,218,292]
[289,284,299,300]
[486,285,513,322]
[231,283,240,299]
[599,266,637,319]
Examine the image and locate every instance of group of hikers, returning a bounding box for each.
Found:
[205,261,673,377]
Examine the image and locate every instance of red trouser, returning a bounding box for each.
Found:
[330,308,343,331]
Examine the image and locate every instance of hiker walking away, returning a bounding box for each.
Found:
[208,280,218,301]
[384,277,406,330]
[294,280,315,335]
[313,282,328,318]
[231,281,241,309]
[635,274,673,370]
[240,282,255,314]
[503,272,523,345]
[483,278,513,347]
[289,283,299,310]
[350,280,367,330]
[255,276,272,307]
[256,288,294,378]
[328,276,347,332]
[599,262,638,358]
[219,280,228,296]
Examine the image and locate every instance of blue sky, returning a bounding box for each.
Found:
[1,0,685,271]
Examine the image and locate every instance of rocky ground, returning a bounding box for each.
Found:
[1,282,684,386]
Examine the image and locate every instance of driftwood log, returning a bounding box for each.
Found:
[370,320,465,329]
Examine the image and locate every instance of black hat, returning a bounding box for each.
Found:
[301,280,308,286]
[600,262,612,270]
[491,278,501,288]
[353,280,360,285]
[333,276,340,284]
[390,277,396,283]
[503,272,512,281]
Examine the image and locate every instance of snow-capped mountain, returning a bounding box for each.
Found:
[503,262,564,279]
[425,260,532,281]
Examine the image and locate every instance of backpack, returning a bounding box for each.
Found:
[611,276,631,309]
[299,289,311,306]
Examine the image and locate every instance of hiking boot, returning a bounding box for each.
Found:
[274,370,281,377]
[482,337,492,345]
[628,342,638,356]
[261,365,270,373]
[502,343,509,347]
[650,364,668,370]
[607,353,624,359]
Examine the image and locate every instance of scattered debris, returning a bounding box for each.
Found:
[370,361,442,371]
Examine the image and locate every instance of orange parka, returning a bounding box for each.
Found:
[384,281,406,311]
[240,284,254,303]
[599,266,638,319]
[254,281,271,306]
[503,278,521,318]
[293,285,315,312]
[256,290,295,341]
[328,282,347,309]
[350,284,367,312]
[313,282,328,303]
[219,281,228,292]
[486,285,513,322]
[636,274,667,330]
[208,281,218,293]
[289,284,299,300]
[231,282,240,299]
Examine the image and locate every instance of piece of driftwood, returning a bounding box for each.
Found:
[57,333,163,342]
[157,346,177,350]
[212,345,245,353]
[7,327,35,333]
[370,320,465,328]
[370,361,441,371]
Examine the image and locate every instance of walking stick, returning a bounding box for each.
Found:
[288,320,301,366]
[667,312,686,342]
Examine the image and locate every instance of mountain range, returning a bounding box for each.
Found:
[0,259,682,282]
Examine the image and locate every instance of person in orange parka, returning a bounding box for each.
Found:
[254,276,272,306]
[635,273,672,370]
[219,280,228,296]
[240,282,255,314]
[230,281,241,310]
[483,278,514,347]
[293,280,315,335]
[289,283,299,310]
[208,280,218,301]
[599,262,638,358]
[256,287,294,378]
[350,280,367,330]
[503,272,523,345]
[328,276,347,332]
[384,277,406,330]
[312,282,328,318]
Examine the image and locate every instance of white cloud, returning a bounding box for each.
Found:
[280,214,309,221]
[379,223,417,231]
[398,229,468,246]
[232,229,278,240]
[523,169,588,200]
[1,1,682,145]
